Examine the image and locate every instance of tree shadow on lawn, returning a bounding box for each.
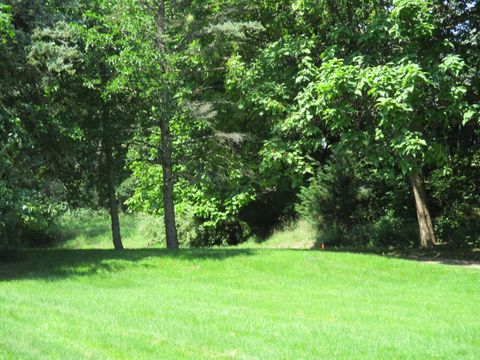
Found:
[0,248,256,282]
[323,246,480,268]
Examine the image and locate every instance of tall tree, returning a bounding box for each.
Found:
[28,3,146,250]
[286,0,473,247]
[104,0,263,247]
[152,0,179,249]
[228,0,478,248]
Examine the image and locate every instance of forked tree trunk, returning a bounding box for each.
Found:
[102,111,124,250]
[410,172,437,248]
[155,0,179,250]
[160,117,179,250]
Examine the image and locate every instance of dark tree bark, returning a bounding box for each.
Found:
[160,117,179,249]
[410,172,437,248]
[154,0,179,250]
[102,109,124,250]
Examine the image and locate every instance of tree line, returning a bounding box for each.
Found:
[1,0,479,252]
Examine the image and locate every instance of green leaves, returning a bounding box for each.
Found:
[2,0,479,248]
[0,4,14,42]
[439,54,466,77]
[287,30,469,177]
[391,0,435,43]
[29,22,82,75]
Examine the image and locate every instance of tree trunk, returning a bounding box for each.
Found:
[160,117,179,249]
[154,0,179,250]
[410,172,437,248]
[102,111,124,251]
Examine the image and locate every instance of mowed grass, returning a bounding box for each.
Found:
[1,250,479,359]
[1,214,479,359]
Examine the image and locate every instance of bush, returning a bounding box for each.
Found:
[309,213,418,249]
[0,185,65,250]
[296,156,365,246]
[117,177,137,212]
[430,154,480,249]
[193,220,251,247]
[435,206,480,249]
[296,157,359,233]
[296,156,418,248]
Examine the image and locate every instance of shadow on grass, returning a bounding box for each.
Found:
[0,248,256,282]
[323,246,480,268]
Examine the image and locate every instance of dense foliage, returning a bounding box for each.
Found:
[1,0,478,251]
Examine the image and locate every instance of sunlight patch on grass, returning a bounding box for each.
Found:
[239,220,316,249]
[56,210,157,249]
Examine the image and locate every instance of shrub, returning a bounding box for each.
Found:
[435,206,480,249]
[0,185,65,250]
[193,219,251,247]
[296,156,418,248]
[296,157,364,246]
[296,157,359,233]
[430,154,480,249]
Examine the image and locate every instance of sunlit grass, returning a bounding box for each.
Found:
[1,213,479,359]
[2,250,479,359]
[55,210,158,249]
[239,220,316,249]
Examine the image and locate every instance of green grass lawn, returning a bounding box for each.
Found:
[1,249,479,359]
[1,214,479,359]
